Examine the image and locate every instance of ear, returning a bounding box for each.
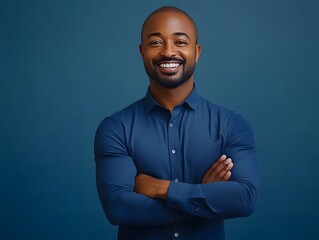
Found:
[195,44,201,63]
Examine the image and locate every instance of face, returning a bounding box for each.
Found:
[140,11,201,89]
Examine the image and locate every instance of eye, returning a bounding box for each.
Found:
[175,40,188,46]
[149,40,162,47]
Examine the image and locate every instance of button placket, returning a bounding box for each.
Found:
[168,111,183,240]
[167,109,183,201]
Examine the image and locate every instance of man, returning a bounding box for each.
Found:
[95,6,259,240]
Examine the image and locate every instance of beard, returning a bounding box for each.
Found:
[144,59,196,89]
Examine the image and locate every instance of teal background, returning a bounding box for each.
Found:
[1,0,318,239]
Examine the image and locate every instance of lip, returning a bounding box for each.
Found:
[154,60,183,74]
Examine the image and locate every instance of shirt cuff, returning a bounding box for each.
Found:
[166,181,211,217]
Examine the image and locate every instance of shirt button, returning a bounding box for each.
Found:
[195,207,200,212]
[174,178,179,182]
[169,123,173,127]
[171,149,176,154]
[174,232,179,238]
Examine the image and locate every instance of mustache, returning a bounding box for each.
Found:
[153,57,185,65]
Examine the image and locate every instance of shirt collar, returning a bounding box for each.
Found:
[144,85,201,112]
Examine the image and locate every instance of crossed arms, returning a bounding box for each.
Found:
[95,115,259,226]
[134,154,233,199]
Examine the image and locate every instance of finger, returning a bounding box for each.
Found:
[210,155,227,170]
[214,161,233,181]
[201,156,226,183]
[206,160,232,183]
[209,158,232,181]
[202,156,230,183]
[204,155,228,179]
[223,171,232,181]
[202,158,233,183]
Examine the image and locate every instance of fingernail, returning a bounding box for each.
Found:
[226,158,232,163]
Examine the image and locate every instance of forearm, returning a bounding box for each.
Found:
[133,176,257,220]
[134,154,233,200]
[97,183,192,226]
[166,179,258,219]
[134,173,170,199]
[135,151,259,219]
[166,149,259,219]
[96,156,193,226]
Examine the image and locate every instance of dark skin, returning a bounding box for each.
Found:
[135,8,233,199]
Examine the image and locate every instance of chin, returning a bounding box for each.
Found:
[155,76,190,89]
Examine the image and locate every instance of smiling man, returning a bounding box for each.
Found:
[95,6,259,240]
[141,8,199,91]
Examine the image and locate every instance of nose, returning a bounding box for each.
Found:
[160,42,176,58]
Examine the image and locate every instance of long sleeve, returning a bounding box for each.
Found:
[166,112,259,219]
[95,117,193,226]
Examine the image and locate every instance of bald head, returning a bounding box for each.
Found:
[139,6,201,90]
[141,6,198,44]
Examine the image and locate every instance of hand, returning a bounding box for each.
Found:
[201,155,233,184]
[134,173,170,199]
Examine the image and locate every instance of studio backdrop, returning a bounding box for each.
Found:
[1,0,318,239]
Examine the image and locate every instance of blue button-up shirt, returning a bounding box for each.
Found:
[95,87,259,240]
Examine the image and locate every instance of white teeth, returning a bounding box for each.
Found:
[159,63,180,68]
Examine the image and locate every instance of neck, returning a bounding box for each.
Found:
[149,79,194,112]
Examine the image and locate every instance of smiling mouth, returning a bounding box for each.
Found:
[158,62,181,68]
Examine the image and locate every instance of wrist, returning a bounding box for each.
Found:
[157,180,170,199]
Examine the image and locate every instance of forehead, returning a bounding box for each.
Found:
[142,11,196,41]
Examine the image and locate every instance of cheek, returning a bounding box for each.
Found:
[143,49,158,61]
[182,49,197,63]
[184,54,196,65]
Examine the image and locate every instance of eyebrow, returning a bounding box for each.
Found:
[147,32,190,40]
